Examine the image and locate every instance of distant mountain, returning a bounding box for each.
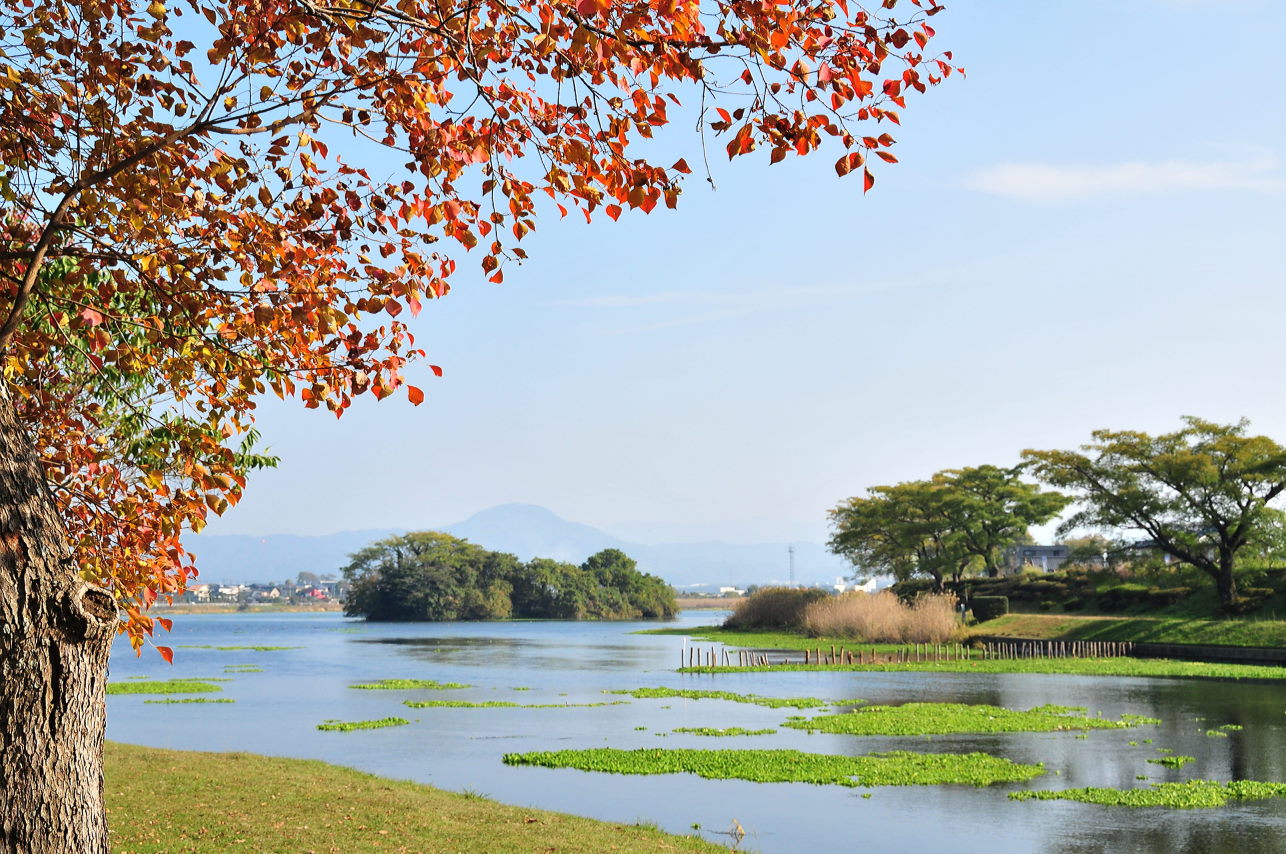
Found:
[184,503,850,588]
[444,504,630,564]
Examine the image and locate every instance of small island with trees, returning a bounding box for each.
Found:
[341,532,677,622]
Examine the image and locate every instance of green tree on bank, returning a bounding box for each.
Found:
[828,465,1066,591]
[1024,417,1286,608]
[343,534,676,621]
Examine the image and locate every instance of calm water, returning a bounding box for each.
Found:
[107,611,1286,854]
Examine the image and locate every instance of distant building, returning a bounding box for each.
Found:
[833,577,878,594]
[1004,545,1069,574]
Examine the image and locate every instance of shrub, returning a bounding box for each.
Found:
[1147,586,1193,606]
[1224,587,1276,615]
[723,587,830,630]
[970,596,1009,622]
[800,591,959,643]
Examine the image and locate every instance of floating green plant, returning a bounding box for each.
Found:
[1011,780,1286,808]
[107,680,222,696]
[317,717,410,732]
[1148,755,1195,769]
[503,748,1044,788]
[671,727,776,737]
[1205,730,1228,738]
[1220,723,1243,731]
[403,700,629,709]
[224,666,263,674]
[608,687,856,710]
[144,698,236,705]
[784,703,1152,737]
[349,679,471,691]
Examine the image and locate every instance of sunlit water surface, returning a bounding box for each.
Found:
[107,611,1286,854]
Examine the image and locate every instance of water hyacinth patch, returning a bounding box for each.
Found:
[503,748,1044,788]
[1147,755,1195,769]
[608,687,857,710]
[671,727,777,737]
[106,680,223,696]
[317,717,411,732]
[349,679,471,690]
[144,698,236,704]
[1011,780,1286,808]
[403,700,629,709]
[784,703,1155,737]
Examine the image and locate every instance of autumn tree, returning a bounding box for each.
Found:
[0,0,957,848]
[1023,418,1286,609]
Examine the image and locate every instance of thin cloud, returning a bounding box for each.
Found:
[552,282,906,335]
[965,155,1286,201]
[553,283,894,309]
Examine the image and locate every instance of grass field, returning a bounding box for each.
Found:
[105,743,728,853]
[971,613,1286,648]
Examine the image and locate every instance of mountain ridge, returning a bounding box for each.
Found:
[185,503,849,589]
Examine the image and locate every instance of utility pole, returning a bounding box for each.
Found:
[788,545,796,586]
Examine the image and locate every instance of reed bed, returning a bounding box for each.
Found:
[800,591,959,643]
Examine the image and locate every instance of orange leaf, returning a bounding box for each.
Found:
[157,646,174,664]
[407,385,424,405]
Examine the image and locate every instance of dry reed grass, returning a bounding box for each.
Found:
[801,591,960,643]
[724,587,830,629]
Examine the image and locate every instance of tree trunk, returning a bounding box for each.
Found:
[0,386,117,854]
[1216,552,1238,607]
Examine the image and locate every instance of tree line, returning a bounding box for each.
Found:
[342,533,677,621]
[829,417,1286,608]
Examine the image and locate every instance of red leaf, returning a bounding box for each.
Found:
[157,646,174,664]
[605,204,622,221]
[80,308,104,327]
[430,364,443,377]
[407,385,424,405]
[157,617,173,632]
[863,168,875,193]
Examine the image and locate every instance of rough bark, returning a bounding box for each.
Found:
[0,385,116,854]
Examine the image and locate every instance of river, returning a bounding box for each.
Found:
[106,611,1286,853]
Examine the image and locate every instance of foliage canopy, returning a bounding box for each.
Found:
[342,533,676,620]
[1024,417,1286,606]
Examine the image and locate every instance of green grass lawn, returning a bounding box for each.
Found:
[971,613,1286,648]
[105,742,728,853]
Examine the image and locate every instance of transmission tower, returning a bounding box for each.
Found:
[788,545,795,586]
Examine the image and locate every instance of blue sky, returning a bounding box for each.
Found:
[206,0,1286,546]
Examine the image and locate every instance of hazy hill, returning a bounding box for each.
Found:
[184,503,849,589]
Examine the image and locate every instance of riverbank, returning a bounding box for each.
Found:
[149,601,345,615]
[645,626,1286,680]
[105,742,728,853]
[968,613,1286,648]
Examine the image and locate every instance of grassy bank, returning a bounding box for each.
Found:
[971,613,1286,648]
[150,602,345,614]
[105,742,728,853]
[677,658,1286,681]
